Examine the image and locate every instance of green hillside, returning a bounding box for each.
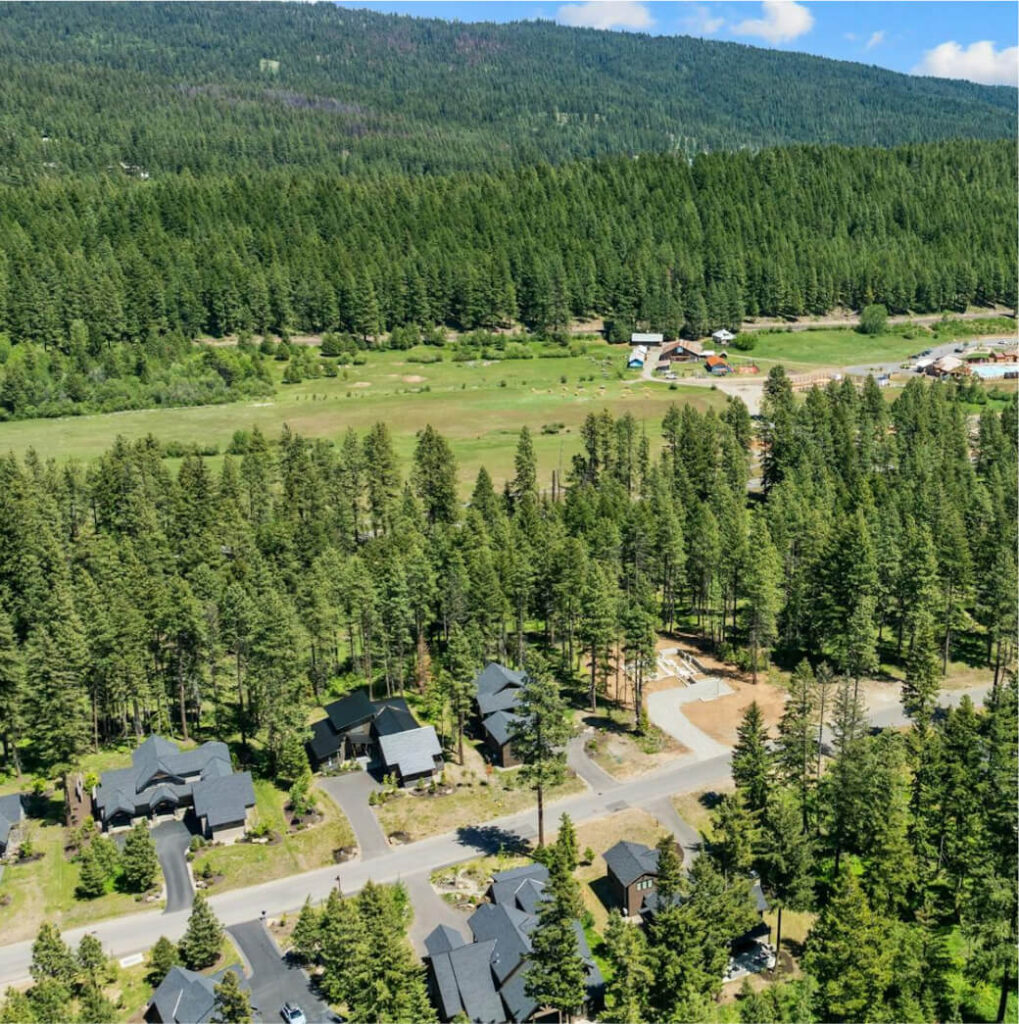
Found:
[0,2,1014,179]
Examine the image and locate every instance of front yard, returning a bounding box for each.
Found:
[190,779,355,893]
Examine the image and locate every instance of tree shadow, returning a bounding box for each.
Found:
[588,875,619,915]
[455,824,531,857]
[579,713,631,737]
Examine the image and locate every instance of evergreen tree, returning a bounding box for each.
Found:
[0,605,25,776]
[731,701,771,813]
[213,969,251,1024]
[30,924,76,986]
[178,892,224,970]
[121,822,159,893]
[75,845,110,900]
[759,789,814,961]
[743,512,782,683]
[75,933,109,982]
[775,659,818,831]
[713,791,759,881]
[146,936,180,987]
[290,897,322,965]
[412,425,458,526]
[603,911,652,1023]
[0,989,35,1024]
[443,623,477,765]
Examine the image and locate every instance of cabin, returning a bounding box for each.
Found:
[659,339,703,363]
[712,328,736,346]
[93,737,255,843]
[603,840,660,917]
[145,967,248,1024]
[705,354,732,375]
[926,355,969,378]
[474,663,526,767]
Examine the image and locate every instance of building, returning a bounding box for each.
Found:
[0,793,24,857]
[603,839,661,917]
[144,966,247,1024]
[630,332,664,345]
[93,736,255,843]
[474,663,526,767]
[712,329,736,346]
[627,344,649,368]
[307,692,444,785]
[659,339,703,363]
[925,355,969,378]
[705,354,731,375]
[424,863,603,1022]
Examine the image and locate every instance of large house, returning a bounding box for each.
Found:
[145,966,247,1024]
[658,339,703,366]
[425,863,603,1022]
[307,692,443,785]
[93,736,255,843]
[0,793,24,857]
[474,663,526,767]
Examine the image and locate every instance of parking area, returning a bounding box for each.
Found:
[229,919,333,1024]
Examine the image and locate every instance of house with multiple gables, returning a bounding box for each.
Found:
[93,736,255,843]
[474,663,526,767]
[307,691,443,785]
[144,966,248,1024]
[424,863,603,1022]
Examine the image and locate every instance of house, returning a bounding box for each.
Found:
[603,840,660,917]
[93,736,255,843]
[712,328,736,345]
[307,692,444,785]
[926,355,969,378]
[627,344,649,368]
[630,332,664,345]
[876,373,891,387]
[424,862,603,1022]
[144,966,247,1024]
[0,793,24,857]
[705,354,731,375]
[659,339,703,363]
[474,663,526,767]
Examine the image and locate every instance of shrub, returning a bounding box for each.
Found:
[858,303,888,335]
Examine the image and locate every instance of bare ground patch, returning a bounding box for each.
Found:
[682,678,787,746]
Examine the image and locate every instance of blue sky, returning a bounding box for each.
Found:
[338,1,1018,85]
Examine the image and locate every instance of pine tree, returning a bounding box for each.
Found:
[121,822,159,893]
[603,911,652,1023]
[512,426,538,503]
[413,425,458,526]
[75,845,109,900]
[775,659,818,831]
[712,791,759,881]
[318,889,369,1006]
[290,897,321,965]
[76,933,109,982]
[0,604,26,776]
[213,969,251,1024]
[731,701,771,813]
[76,982,116,1024]
[178,892,223,970]
[901,606,940,725]
[578,561,615,713]
[0,988,35,1024]
[146,936,180,987]
[26,979,70,1024]
[30,923,76,986]
[443,623,477,765]
[743,512,782,683]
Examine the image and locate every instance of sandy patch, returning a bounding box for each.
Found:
[682,678,787,746]
[402,374,426,383]
[351,381,372,388]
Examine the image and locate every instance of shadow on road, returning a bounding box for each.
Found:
[455,824,531,856]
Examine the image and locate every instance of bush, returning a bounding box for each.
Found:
[731,334,756,351]
[858,303,888,335]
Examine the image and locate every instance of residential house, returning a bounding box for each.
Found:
[0,793,24,857]
[307,692,444,785]
[705,354,732,375]
[474,663,526,767]
[93,736,255,843]
[925,355,969,378]
[144,966,248,1024]
[659,339,703,363]
[424,863,603,1022]
[712,328,736,345]
[603,839,660,917]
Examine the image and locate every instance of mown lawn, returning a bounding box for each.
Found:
[190,779,355,893]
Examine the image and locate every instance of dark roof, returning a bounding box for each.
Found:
[429,939,504,1023]
[474,662,526,697]
[378,726,442,778]
[307,718,343,762]
[324,691,376,733]
[488,863,548,911]
[750,876,769,914]
[372,704,419,737]
[192,772,255,830]
[147,966,247,1024]
[468,903,533,984]
[603,840,660,888]
[424,924,466,958]
[482,709,520,748]
[0,793,23,847]
[477,688,522,718]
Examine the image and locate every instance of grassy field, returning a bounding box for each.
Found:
[0,343,721,489]
[190,779,355,893]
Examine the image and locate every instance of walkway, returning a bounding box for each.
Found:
[317,772,389,860]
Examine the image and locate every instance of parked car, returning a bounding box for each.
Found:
[282,1004,307,1024]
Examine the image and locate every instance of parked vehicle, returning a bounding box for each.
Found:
[282,1004,307,1024]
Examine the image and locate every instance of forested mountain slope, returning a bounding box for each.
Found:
[0,2,1014,179]
[2,140,1014,352]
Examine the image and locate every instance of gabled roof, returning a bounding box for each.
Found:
[750,876,769,913]
[474,662,526,697]
[482,709,520,748]
[603,840,660,888]
[147,966,247,1024]
[377,726,442,778]
[424,924,466,958]
[372,704,419,737]
[0,793,23,847]
[324,691,376,733]
[307,717,343,762]
[468,902,533,984]
[430,939,504,1023]
[489,863,549,910]
[477,687,522,718]
[661,339,702,355]
[631,332,664,343]
[192,772,255,830]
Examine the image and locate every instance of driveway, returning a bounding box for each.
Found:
[646,678,734,760]
[229,920,333,1024]
[150,820,194,913]
[567,735,621,794]
[402,870,472,957]
[316,772,388,860]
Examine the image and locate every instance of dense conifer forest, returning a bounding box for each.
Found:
[0,3,1014,180]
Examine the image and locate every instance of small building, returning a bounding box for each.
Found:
[712,328,736,346]
[145,966,247,1024]
[377,725,444,786]
[474,663,527,767]
[93,737,255,843]
[876,373,891,387]
[603,840,660,917]
[660,339,703,363]
[630,332,664,345]
[990,347,1019,363]
[705,354,732,375]
[627,344,649,368]
[0,793,24,857]
[926,354,969,378]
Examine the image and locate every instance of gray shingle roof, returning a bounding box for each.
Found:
[372,704,419,737]
[0,793,23,848]
[477,688,523,718]
[324,691,375,733]
[474,662,526,697]
[192,772,255,830]
[488,863,548,911]
[482,710,520,748]
[468,903,533,984]
[148,966,247,1024]
[378,725,441,778]
[307,717,343,762]
[424,924,465,958]
[603,840,660,888]
[430,939,504,1023]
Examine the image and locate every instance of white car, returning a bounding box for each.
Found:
[281,1003,307,1024]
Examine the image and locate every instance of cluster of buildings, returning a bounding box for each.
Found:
[626,331,736,375]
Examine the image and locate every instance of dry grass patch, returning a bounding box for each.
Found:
[672,785,732,842]
[577,708,687,779]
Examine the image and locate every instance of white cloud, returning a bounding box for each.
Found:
[733,1,814,44]
[865,30,885,50]
[681,5,724,36]
[912,40,1018,86]
[843,32,857,42]
[556,1,653,30]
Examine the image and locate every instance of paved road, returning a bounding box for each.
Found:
[229,920,333,1024]
[567,735,621,794]
[0,680,994,988]
[316,772,388,859]
[150,820,194,913]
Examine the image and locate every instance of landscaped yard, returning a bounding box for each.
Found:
[190,779,355,894]
[0,795,165,944]
[575,707,687,779]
